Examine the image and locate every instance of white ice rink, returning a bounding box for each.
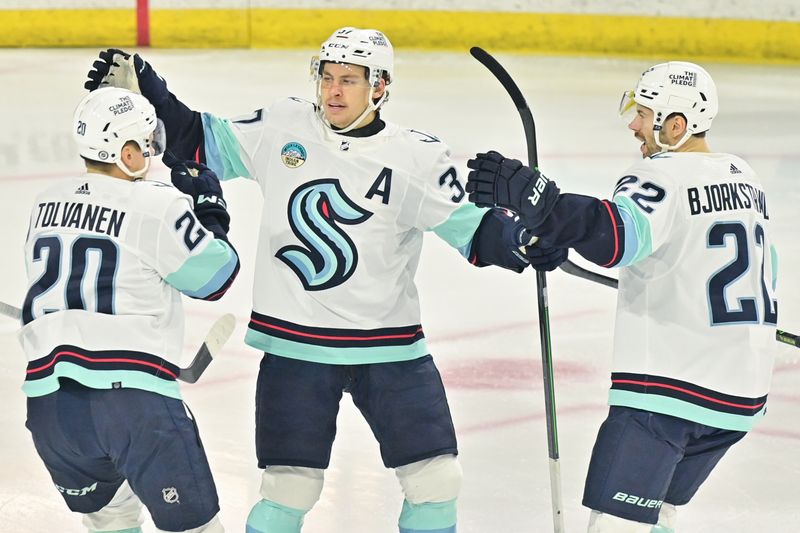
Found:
[0,49,798,532]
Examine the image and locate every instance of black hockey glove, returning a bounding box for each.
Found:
[171,161,230,236]
[523,245,568,272]
[466,151,560,230]
[472,209,538,273]
[85,49,170,107]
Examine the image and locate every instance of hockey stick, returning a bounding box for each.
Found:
[0,301,21,320]
[470,46,565,533]
[0,301,235,382]
[776,330,800,349]
[555,262,797,349]
[179,313,236,383]
[559,260,619,289]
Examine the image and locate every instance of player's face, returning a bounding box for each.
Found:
[627,104,661,158]
[320,63,376,129]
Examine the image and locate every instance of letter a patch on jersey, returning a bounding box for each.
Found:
[277,179,372,291]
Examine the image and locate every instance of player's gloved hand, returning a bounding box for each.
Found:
[171,161,230,235]
[85,49,170,107]
[466,150,560,230]
[522,245,568,272]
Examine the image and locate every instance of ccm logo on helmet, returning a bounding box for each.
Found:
[108,96,135,116]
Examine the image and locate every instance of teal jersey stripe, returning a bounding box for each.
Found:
[166,239,237,298]
[399,499,457,532]
[245,328,430,364]
[608,389,765,432]
[770,244,778,289]
[22,362,181,400]
[201,112,253,181]
[431,204,487,258]
[614,196,653,267]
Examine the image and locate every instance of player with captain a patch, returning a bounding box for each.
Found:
[83,27,566,533]
[467,61,778,533]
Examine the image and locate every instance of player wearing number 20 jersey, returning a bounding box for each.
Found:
[19,176,239,400]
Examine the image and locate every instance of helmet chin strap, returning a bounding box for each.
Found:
[116,154,150,179]
[653,125,692,152]
[316,83,388,134]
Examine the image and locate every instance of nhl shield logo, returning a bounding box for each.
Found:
[281,142,307,168]
[162,487,180,504]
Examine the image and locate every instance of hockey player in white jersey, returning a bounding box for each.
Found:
[83,27,569,533]
[20,87,239,533]
[466,62,778,532]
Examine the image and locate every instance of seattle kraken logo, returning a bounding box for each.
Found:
[277,179,372,291]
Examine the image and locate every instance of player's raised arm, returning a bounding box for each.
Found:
[85,49,204,166]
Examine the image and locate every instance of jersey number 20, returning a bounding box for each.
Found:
[22,236,118,324]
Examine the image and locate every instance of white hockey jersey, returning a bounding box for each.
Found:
[18,174,238,399]
[201,98,486,364]
[608,152,777,431]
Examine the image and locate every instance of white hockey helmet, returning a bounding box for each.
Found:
[619,61,718,151]
[73,87,165,178]
[311,27,394,133]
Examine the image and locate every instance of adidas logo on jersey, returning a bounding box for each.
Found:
[730,163,742,174]
[75,183,90,195]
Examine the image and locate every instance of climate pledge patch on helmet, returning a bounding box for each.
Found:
[281,142,307,168]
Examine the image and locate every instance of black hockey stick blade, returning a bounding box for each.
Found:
[178,313,236,383]
[776,330,800,349]
[559,260,619,289]
[0,301,21,320]
[470,47,528,113]
[470,47,539,167]
[470,47,619,292]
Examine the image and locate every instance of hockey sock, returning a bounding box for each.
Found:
[651,526,675,533]
[398,499,457,533]
[246,499,306,533]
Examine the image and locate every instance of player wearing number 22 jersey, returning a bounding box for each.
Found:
[607,151,776,429]
[466,61,777,532]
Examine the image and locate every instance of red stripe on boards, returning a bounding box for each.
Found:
[137,0,150,47]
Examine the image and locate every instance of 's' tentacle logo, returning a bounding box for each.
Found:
[277,179,372,291]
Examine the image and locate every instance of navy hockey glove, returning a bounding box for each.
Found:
[466,151,560,230]
[85,49,170,107]
[471,209,538,273]
[523,245,568,272]
[171,161,230,236]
